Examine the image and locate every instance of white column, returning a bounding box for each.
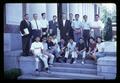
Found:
[78,3,83,21]
[26,3,46,21]
[6,3,22,25]
[46,3,57,21]
[69,3,79,20]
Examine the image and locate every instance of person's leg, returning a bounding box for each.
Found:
[81,51,86,64]
[26,35,31,56]
[35,57,40,71]
[48,53,55,65]
[73,31,77,42]
[96,52,105,59]
[39,55,49,69]
[71,51,78,64]
[22,36,29,56]
[64,51,69,63]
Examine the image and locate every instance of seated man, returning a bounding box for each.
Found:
[42,37,54,66]
[76,38,86,64]
[30,36,49,73]
[87,37,97,61]
[47,36,61,62]
[58,39,67,57]
[94,37,105,60]
[64,38,77,64]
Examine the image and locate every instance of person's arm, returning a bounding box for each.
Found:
[30,43,35,55]
[20,21,25,35]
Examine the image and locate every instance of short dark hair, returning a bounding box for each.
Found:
[89,37,95,41]
[33,13,38,16]
[41,13,45,17]
[53,15,57,18]
[75,14,79,17]
[83,15,87,18]
[24,14,28,17]
[95,14,99,17]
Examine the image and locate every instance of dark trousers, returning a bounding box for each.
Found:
[32,30,41,42]
[83,30,90,47]
[22,35,31,56]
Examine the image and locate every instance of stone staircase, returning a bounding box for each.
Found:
[18,59,105,80]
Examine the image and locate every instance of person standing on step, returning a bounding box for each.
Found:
[91,14,104,39]
[30,36,49,73]
[59,13,71,43]
[49,15,58,36]
[82,15,91,48]
[64,38,77,64]
[31,13,42,42]
[20,14,32,56]
[69,13,74,40]
[71,14,83,42]
[40,13,49,38]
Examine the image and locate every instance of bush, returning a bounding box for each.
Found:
[4,68,22,79]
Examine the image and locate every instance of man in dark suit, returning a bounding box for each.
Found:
[59,13,71,43]
[69,13,74,40]
[49,15,58,36]
[20,14,32,56]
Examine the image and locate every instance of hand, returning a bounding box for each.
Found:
[66,33,69,36]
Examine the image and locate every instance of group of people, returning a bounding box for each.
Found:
[19,12,109,73]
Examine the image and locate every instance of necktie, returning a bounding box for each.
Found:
[35,20,39,30]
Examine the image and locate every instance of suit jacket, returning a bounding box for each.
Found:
[59,19,71,36]
[20,20,32,36]
[49,20,58,35]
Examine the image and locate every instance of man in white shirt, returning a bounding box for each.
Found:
[71,14,83,42]
[40,13,49,37]
[31,13,42,42]
[91,14,104,39]
[30,36,49,73]
[64,38,77,64]
[82,15,91,47]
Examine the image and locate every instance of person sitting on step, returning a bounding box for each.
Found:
[76,37,87,64]
[47,36,61,62]
[42,37,55,67]
[30,36,49,73]
[64,38,78,64]
[87,37,97,61]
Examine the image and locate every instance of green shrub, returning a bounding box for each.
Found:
[4,68,22,79]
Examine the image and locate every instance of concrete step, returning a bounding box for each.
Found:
[53,63,97,69]
[50,67,97,74]
[18,74,67,80]
[64,59,96,64]
[18,72,104,79]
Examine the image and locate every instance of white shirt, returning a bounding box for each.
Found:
[96,42,104,52]
[30,42,43,55]
[91,20,104,30]
[82,20,91,30]
[31,19,41,30]
[63,19,66,26]
[71,20,82,29]
[40,19,48,28]
[42,42,48,51]
[67,42,76,51]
